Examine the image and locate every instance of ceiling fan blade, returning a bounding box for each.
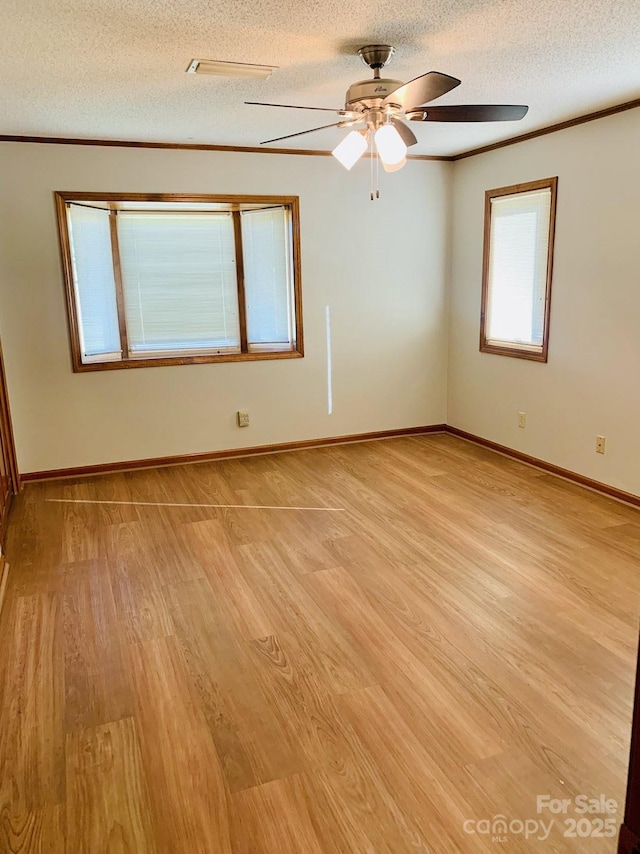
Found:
[247,101,352,115]
[384,72,461,109]
[391,118,418,147]
[408,104,529,122]
[260,122,346,145]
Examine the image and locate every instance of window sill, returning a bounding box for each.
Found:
[480,340,548,362]
[73,348,304,372]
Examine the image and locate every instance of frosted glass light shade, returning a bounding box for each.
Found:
[332,131,368,170]
[381,156,407,173]
[375,125,407,167]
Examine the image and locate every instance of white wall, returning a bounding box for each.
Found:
[448,108,640,496]
[4,109,638,488]
[0,144,451,473]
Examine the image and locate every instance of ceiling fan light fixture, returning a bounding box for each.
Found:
[332,130,368,170]
[374,124,407,167]
[381,156,407,173]
[246,46,529,195]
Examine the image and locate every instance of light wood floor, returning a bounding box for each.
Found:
[0,434,638,853]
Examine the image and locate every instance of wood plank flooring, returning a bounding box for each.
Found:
[0,434,638,852]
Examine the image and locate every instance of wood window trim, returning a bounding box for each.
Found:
[54,192,304,372]
[108,210,130,358]
[232,210,249,353]
[479,177,558,363]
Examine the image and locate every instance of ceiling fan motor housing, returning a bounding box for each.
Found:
[345,78,404,111]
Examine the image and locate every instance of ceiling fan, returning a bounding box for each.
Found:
[246,45,528,194]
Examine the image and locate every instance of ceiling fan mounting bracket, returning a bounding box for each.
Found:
[358,45,396,71]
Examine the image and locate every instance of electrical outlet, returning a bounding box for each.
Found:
[237,410,250,428]
[596,435,606,454]
[518,411,526,429]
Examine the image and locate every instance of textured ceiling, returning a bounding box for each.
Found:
[2,0,639,156]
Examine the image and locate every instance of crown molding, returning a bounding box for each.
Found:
[452,97,640,160]
[0,134,452,161]
[2,95,638,166]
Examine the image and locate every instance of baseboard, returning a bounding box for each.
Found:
[445,425,640,509]
[17,424,640,510]
[21,424,447,482]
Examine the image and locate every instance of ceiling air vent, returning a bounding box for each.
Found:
[186,59,276,79]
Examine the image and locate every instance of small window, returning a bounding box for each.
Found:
[480,177,557,361]
[55,193,303,371]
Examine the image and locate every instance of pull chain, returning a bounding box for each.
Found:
[369,131,381,201]
[370,131,374,201]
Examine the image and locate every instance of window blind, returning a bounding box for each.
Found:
[486,188,551,348]
[241,208,294,350]
[117,212,240,354]
[67,204,122,361]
